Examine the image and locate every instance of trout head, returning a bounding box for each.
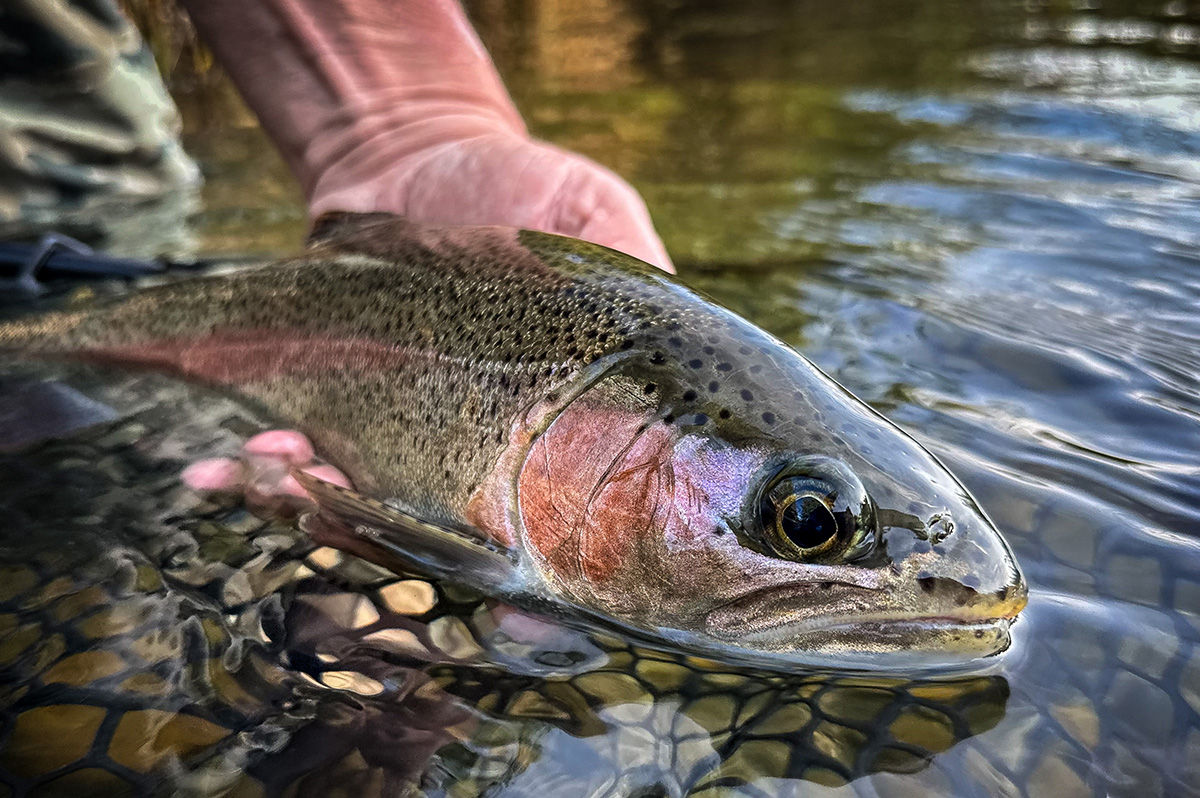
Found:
[494,305,1026,669]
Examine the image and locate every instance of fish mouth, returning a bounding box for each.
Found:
[704,579,1026,668]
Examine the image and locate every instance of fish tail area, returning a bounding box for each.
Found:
[0,299,217,379]
[0,306,97,355]
[0,273,272,374]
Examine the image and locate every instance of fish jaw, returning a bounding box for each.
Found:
[635,500,1026,667]
[699,548,1028,668]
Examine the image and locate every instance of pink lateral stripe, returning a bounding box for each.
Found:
[82,331,422,384]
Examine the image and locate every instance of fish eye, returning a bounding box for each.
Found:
[761,477,844,559]
[753,457,878,563]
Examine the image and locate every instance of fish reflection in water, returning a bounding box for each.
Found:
[0,371,1013,797]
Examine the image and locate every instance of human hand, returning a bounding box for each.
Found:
[178,0,673,507]
[183,430,351,516]
[309,129,674,273]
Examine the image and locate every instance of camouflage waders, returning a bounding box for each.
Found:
[0,0,200,256]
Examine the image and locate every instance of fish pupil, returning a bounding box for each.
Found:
[780,495,837,550]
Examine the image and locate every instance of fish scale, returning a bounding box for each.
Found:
[0,216,670,526]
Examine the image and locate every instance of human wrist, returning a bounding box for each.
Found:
[306,110,528,218]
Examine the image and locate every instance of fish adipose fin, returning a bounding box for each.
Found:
[293,470,517,590]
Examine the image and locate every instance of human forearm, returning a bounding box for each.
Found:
[178,0,526,201]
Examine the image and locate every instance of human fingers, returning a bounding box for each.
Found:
[182,431,353,520]
[180,429,316,494]
[310,133,674,273]
[547,155,674,273]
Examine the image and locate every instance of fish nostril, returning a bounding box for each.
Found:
[914,512,955,543]
[928,513,955,543]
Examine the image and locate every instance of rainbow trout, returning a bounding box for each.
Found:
[0,213,1026,668]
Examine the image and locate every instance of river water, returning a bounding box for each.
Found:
[3,0,1200,796]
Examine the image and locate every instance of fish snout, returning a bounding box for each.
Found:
[883,507,1027,621]
[913,570,1028,622]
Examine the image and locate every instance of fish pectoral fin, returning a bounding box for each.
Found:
[293,470,517,590]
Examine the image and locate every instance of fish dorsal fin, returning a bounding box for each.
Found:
[293,470,517,590]
[306,211,414,247]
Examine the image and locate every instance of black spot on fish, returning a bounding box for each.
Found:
[703,345,715,355]
[535,650,586,667]
[688,359,703,369]
[683,390,698,401]
[644,383,657,394]
[708,381,720,392]
[719,409,731,419]
[650,351,667,365]
[668,337,683,347]
[741,389,754,401]
[762,412,776,425]
[717,362,732,372]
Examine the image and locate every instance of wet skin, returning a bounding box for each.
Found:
[0,213,1026,668]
